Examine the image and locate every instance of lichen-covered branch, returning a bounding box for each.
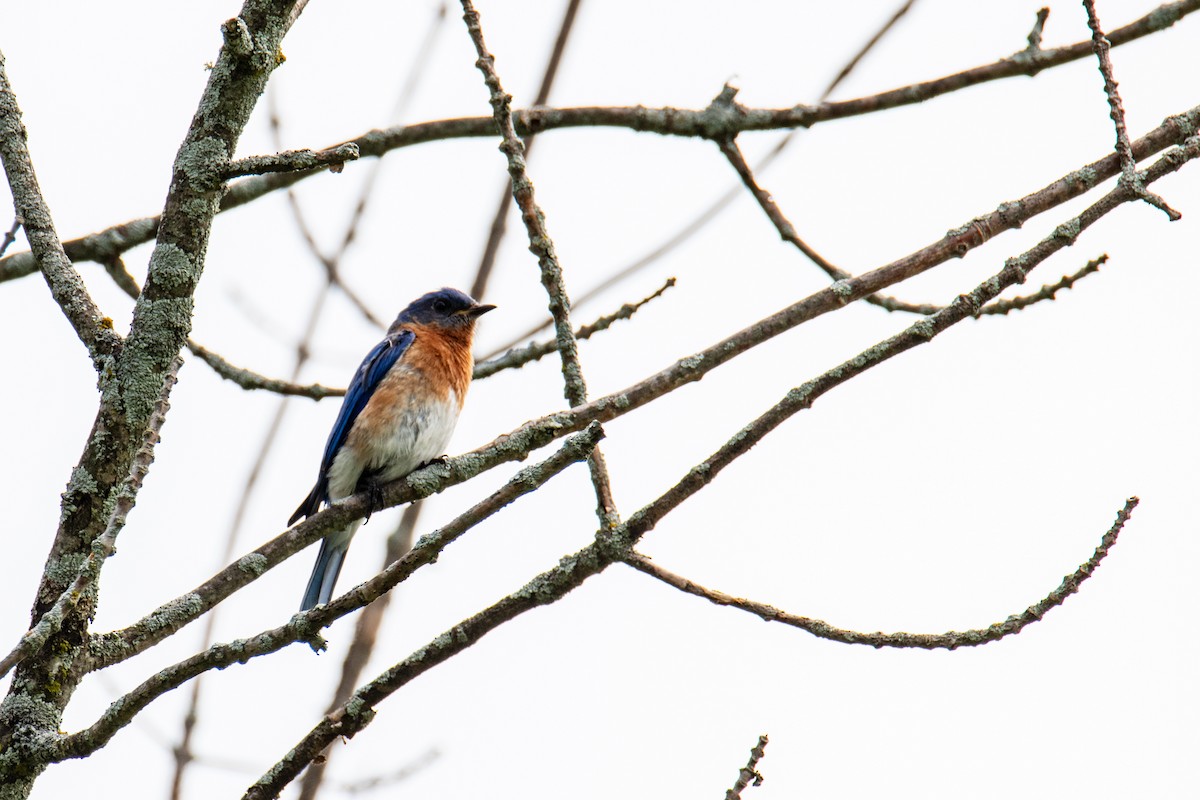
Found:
[82,416,606,672]
[461,0,619,526]
[627,497,1137,649]
[0,4,300,795]
[187,339,343,399]
[3,0,1193,282]
[55,424,602,761]
[224,143,359,179]
[0,51,123,370]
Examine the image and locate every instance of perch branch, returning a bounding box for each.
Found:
[56,424,602,761]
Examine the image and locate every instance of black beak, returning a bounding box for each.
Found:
[467,303,497,318]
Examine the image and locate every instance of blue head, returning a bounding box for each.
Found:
[393,288,496,330]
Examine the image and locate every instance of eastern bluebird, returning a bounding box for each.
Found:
[289,287,495,611]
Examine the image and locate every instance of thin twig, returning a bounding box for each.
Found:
[224,143,359,179]
[340,748,440,795]
[187,339,343,399]
[485,0,921,353]
[268,94,387,329]
[0,215,21,258]
[475,277,675,377]
[470,0,584,300]
[627,497,1138,650]
[979,254,1108,315]
[718,134,933,314]
[5,0,1193,283]
[1027,7,1051,51]
[0,52,123,369]
[725,735,769,800]
[461,0,620,527]
[1083,0,1180,219]
[720,136,1109,316]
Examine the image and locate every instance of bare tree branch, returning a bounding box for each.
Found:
[475,277,675,377]
[224,143,359,179]
[1084,0,1180,220]
[461,0,619,526]
[1027,7,1052,51]
[724,735,769,800]
[627,496,1139,650]
[0,51,123,369]
[55,423,604,761]
[470,0,584,300]
[0,215,21,258]
[4,0,1193,283]
[0,5,302,792]
[187,339,343,399]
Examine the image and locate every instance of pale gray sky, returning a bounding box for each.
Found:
[1,1,1197,798]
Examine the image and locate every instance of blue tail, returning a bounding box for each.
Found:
[300,537,348,611]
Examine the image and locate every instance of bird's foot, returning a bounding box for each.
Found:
[418,454,450,470]
[357,473,386,524]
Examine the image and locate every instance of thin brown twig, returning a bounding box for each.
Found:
[627,497,1139,650]
[462,0,620,527]
[187,339,343,399]
[725,735,769,800]
[0,215,20,258]
[0,53,122,369]
[268,93,387,329]
[719,136,1109,316]
[470,0,584,300]
[1083,0,1180,219]
[1027,7,1051,51]
[476,277,675,375]
[3,0,1193,285]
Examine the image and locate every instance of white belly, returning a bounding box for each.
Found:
[326,386,460,501]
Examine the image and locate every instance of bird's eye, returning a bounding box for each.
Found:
[432,299,449,314]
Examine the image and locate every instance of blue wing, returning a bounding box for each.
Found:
[289,329,415,524]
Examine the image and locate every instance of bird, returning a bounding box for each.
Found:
[289,287,495,611]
